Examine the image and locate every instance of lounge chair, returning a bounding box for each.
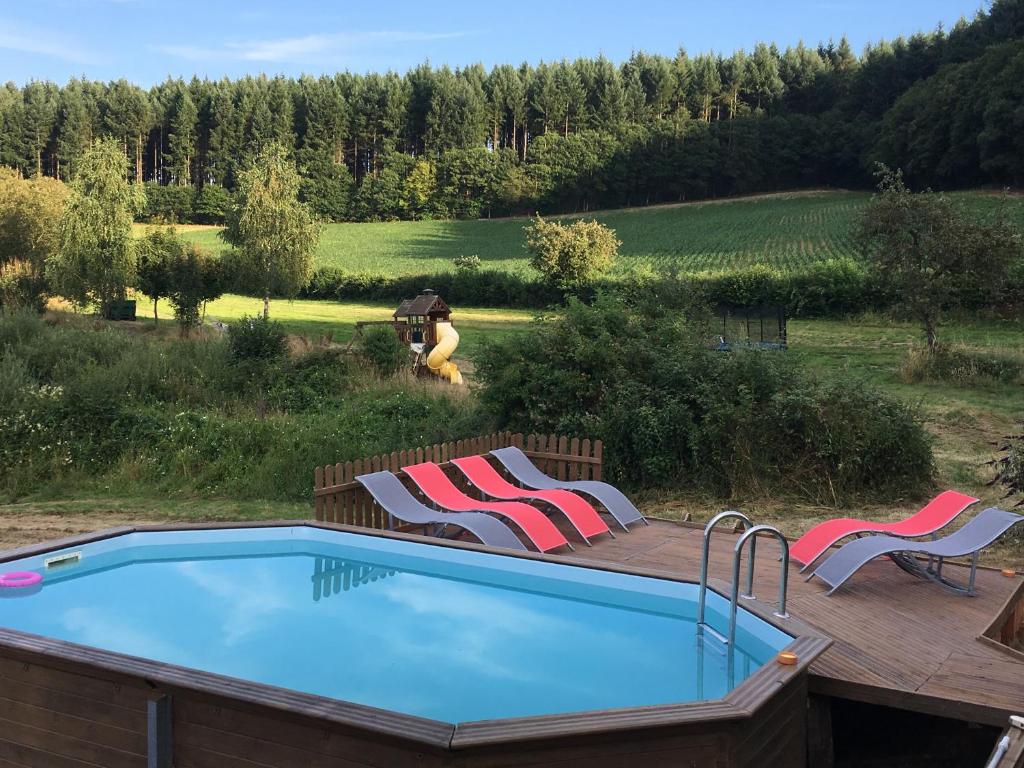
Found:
[490,446,647,531]
[790,489,979,570]
[401,462,572,553]
[355,471,527,552]
[451,455,613,545]
[808,507,1023,595]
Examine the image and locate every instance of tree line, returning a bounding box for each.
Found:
[1,0,1023,223]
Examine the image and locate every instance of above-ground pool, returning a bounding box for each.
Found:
[0,524,829,767]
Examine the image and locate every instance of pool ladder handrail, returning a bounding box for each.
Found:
[697,512,790,648]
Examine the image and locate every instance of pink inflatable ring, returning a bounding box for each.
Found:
[0,571,42,589]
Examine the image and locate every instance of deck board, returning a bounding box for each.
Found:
[558,518,1024,726]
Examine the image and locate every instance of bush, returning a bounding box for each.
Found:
[223,315,289,397]
[279,256,1021,321]
[142,183,194,223]
[166,245,226,336]
[476,294,934,502]
[358,325,407,377]
[682,260,894,317]
[227,315,288,363]
[266,348,351,412]
[992,423,1024,509]
[900,344,1023,386]
[298,267,563,309]
[453,254,481,273]
[525,216,620,290]
[191,185,233,225]
[0,345,33,413]
[0,168,66,271]
[0,259,48,314]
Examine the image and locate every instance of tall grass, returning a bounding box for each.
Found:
[0,312,487,503]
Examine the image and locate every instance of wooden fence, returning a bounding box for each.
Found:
[313,431,602,529]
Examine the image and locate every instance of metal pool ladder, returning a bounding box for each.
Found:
[696,511,790,648]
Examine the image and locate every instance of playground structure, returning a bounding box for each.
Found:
[348,289,463,384]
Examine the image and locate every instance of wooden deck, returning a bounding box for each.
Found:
[566,518,1024,727]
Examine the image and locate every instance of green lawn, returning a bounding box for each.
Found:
[149,190,1024,278]
[148,293,536,360]
[788,316,1024,491]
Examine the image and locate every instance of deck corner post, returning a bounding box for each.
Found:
[147,694,173,768]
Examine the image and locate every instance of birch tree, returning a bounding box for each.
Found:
[48,137,144,315]
[222,142,320,319]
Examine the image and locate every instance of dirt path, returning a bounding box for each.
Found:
[0,511,165,551]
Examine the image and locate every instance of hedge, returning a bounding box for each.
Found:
[288,257,1024,315]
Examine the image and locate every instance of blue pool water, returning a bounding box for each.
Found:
[0,528,790,723]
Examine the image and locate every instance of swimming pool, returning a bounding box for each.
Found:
[0,525,790,722]
[0,523,828,767]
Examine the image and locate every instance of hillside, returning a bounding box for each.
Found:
[168,190,1024,277]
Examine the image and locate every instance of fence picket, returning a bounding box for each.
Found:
[569,437,580,480]
[314,466,325,521]
[318,466,329,522]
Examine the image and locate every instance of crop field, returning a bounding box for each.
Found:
[159,190,1024,278]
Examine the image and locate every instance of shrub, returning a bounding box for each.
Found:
[266,348,351,412]
[525,216,619,290]
[298,267,562,309]
[142,183,194,223]
[295,262,899,318]
[0,260,48,314]
[476,294,933,503]
[0,346,33,413]
[991,423,1024,508]
[453,254,482,273]
[358,325,407,377]
[191,185,233,225]
[166,245,226,337]
[226,315,288,363]
[0,169,67,313]
[0,169,67,273]
[900,344,1023,386]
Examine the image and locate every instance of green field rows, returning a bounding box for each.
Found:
[161,190,1024,278]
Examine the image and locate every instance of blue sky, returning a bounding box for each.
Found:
[0,0,988,85]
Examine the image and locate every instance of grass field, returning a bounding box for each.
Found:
[143,294,535,360]
[151,190,1024,277]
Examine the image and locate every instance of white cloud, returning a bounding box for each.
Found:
[156,29,475,64]
[0,20,95,64]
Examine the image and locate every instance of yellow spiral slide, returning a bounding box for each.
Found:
[426,322,463,384]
